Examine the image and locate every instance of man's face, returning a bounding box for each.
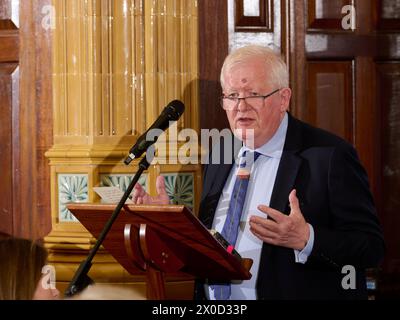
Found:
[222,57,291,148]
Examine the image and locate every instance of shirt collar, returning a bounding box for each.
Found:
[239,112,288,159]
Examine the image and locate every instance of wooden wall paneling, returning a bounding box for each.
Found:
[292,0,379,155]
[308,0,353,30]
[198,0,229,131]
[289,0,306,119]
[372,1,400,297]
[354,57,379,200]
[376,62,400,275]
[235,0,273,32]
[291,0,400,297]
[15,1,37,237]
[0,64,18,235]
[12,0,52,238]
[307,61,354,143]
[0,0,19,29]
[375,0,400,30]
[34,0,53,236]
[0,0,53,239]
[281,0,290,65]
[0,0,19,236]
[0,31,18,61]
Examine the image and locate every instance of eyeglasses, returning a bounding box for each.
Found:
[220,88,281,111]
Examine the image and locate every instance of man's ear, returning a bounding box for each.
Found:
[280,88,292,111]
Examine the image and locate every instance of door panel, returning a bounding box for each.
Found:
[0,0,19,236]
[307,61,354,142]
[377,63,400,274]
[0,0,53,238]
[308,0,353,29]
[291,0,400,297]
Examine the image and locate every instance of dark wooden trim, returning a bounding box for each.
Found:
[374,0,400,31]
[198,0,230,132]
[34,0,53,237]
[235,0,273,32]
[0,31,19,62]
[306,34,379,58]
[307,0,354,32]
[289,0,307,119]
[354,57,379,203]
[0,0,19,29]
[11,0,53,239]
[0,0,20,236]
[0,63,18,236]
[281,0,290,67]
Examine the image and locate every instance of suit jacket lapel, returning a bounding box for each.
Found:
[259,114,303,267]
[269,113,303,213]
[269,151,302,213]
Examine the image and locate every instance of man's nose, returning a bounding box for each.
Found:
[237,98,250,112]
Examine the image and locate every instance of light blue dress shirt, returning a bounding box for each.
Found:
[206,113,315,300]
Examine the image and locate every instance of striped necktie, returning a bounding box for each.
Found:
[211,150,262,300]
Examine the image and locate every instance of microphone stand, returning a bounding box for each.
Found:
[64,153,153,297]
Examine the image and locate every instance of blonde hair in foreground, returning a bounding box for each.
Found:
[220,45,289,90]
[0,238,47,300]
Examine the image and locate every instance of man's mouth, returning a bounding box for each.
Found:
[236,117,255,125]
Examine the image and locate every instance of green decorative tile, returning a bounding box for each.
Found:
[100,174,148,192]
[162,173,194,208]
[58,174,89,222]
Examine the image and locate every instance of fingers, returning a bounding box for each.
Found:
[249,223,279,245]
[257,205,286,223]
[156,176,168,196]
[251,190,307,249]
[132,176,170,205]
[289,189,301,214]
[132,183,146,204]
[249,216,280,233]
[250,229,278,245]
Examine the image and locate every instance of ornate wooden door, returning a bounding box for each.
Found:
[0,0,52,239]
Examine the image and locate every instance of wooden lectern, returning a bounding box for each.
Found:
[67,204,252,300]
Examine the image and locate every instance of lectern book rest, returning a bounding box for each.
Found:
[68,204,252,282]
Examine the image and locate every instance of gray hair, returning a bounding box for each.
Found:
[220,45,289,89]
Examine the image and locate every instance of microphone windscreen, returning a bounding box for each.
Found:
[166,100,185,120]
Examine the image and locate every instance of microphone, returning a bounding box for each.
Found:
[124,100,185,165]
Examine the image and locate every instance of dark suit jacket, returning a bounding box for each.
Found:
[195,113,385,300]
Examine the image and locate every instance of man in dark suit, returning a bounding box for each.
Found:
[133,45,384,299]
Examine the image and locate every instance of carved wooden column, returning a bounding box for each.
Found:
[45,0,200,298]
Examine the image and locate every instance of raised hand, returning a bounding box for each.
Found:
[249,190,310,250]
[131,175,170,205]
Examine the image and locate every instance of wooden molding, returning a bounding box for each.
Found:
[307,0,354,31]
[235,0,273,32]
[374,0,400,30]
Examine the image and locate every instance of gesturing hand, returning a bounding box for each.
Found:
[131,175,170,205]
[249,190,310,250]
